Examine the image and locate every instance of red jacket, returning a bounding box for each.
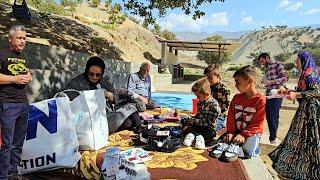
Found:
[227,92,266,138]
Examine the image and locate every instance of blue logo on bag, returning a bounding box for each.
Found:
[26,100,58,140]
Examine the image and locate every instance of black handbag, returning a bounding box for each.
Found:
[12,0,31,20]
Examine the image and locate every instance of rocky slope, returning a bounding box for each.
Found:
[232,27,320,63]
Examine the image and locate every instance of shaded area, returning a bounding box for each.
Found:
[0,2,123,60]
[143,51,161,65]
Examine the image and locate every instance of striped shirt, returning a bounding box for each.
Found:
[264,60,288,95]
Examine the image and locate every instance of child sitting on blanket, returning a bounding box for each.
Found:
[210,65,266,162]
[182,77,221,149]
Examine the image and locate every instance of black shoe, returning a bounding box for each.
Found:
[140,125,170,143]
[147,136,181,153]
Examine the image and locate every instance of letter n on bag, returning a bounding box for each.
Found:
[26,100,57,140]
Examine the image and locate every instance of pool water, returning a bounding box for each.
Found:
[151,92,196,111]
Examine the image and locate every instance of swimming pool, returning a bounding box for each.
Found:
[151,92,196,111]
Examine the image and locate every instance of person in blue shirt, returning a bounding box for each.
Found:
[127,62,158,111]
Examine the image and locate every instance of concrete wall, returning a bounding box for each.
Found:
[0,39,170,103]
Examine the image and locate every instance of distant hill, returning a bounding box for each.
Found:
[175,30,251,41]
[231,26,320,63]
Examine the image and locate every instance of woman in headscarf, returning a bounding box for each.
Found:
[65,56,141,134]
[269,51,320,179]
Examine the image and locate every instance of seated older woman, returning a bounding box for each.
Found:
[64,56,141,134]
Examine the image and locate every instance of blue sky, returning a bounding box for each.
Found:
[116,0,320,32]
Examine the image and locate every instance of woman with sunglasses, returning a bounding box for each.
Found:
[269,51,320,179]
[65,56,141,134]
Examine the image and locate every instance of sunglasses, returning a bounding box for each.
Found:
[88,72,103,77]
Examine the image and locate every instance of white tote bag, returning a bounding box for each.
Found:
[62,89,109,150]
[18,97,81,174]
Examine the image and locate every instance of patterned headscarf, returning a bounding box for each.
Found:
[297,51,320,91]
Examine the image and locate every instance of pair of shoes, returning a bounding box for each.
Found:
[183,133,206,149]
[209,142,229,158]
[209,143,239,162]
[224,144,240,162]
[147,136,181,153]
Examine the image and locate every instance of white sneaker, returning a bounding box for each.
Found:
[210,143,229,158]
[183,133,195,146]
[224,143,240,162]
[194,135,206,149]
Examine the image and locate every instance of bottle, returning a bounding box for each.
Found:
[173,108,178,117]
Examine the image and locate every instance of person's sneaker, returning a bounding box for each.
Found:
[223,144,240,162]
[209,143,229,159]
[194,135,206,149]
[183,133,195,147]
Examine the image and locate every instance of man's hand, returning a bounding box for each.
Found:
[104,90,114,102]
[14,74,32,85]
[224,133,234,143]
[232,134,245,144]
[138,96,149,104]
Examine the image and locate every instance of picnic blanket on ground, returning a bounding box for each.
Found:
[80,129,249,180]
[25,122,249,180]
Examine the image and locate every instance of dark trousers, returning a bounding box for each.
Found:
[0,102,29,179]
[266,98,282,141]
[117,111,142,134]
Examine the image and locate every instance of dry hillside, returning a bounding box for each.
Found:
[232,27,320,63]
[0,2,165,64]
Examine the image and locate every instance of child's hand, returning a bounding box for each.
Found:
[224,133,234,143]
[233,134,245,144]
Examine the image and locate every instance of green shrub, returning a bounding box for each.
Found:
[38,2,68,15]
[105,0,111,8]
[91,0,100,6]
[227,66,241,71]
[60,0,77,6]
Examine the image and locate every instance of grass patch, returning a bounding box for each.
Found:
[227,66,241,71]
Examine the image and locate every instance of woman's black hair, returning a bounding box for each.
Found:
[84,56,105,74]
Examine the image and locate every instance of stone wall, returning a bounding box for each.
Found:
[0,39,171,103]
